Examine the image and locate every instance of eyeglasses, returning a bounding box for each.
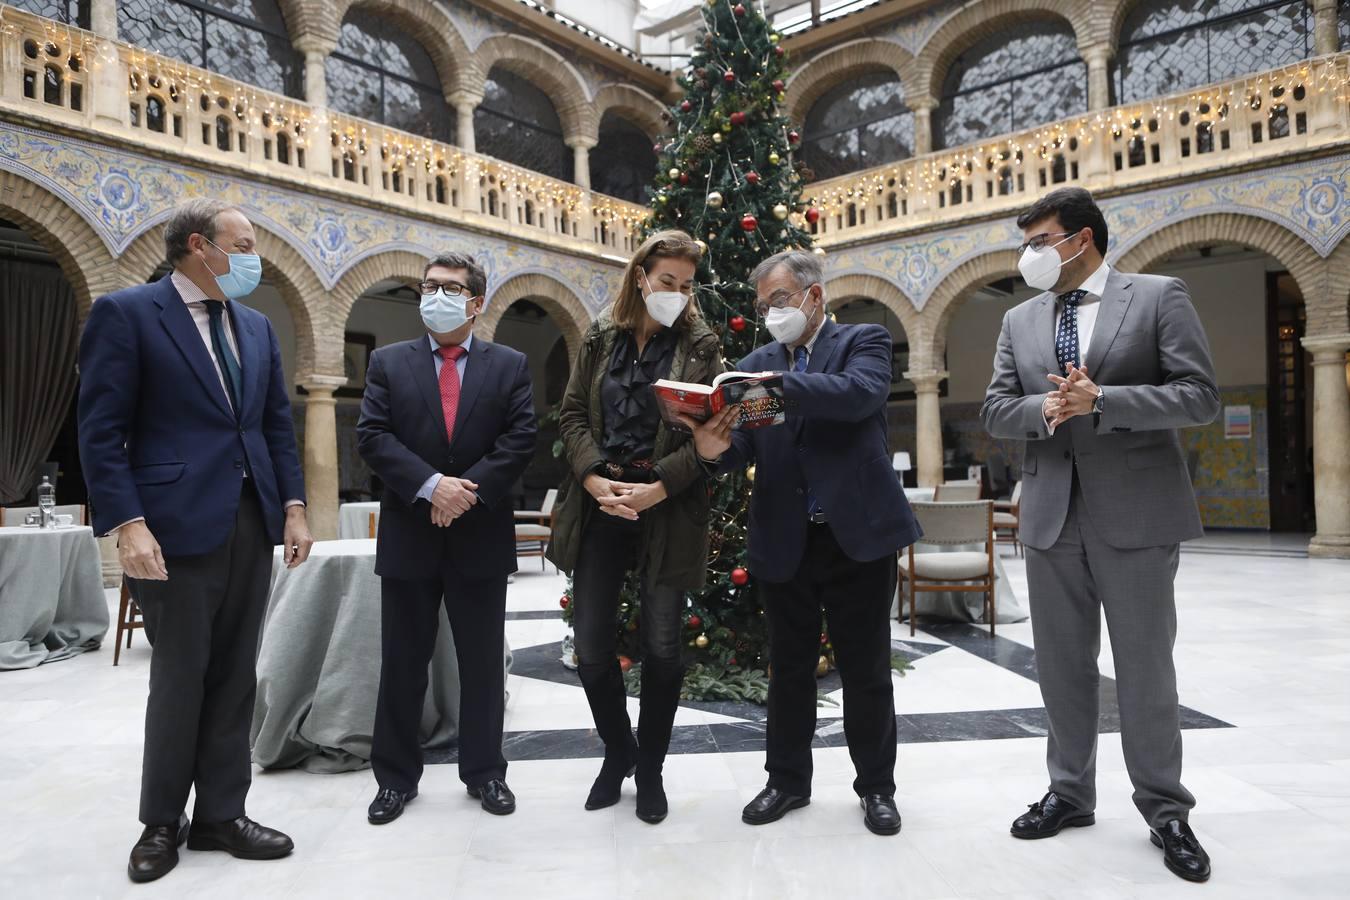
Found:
[417,281,474,297]
[1016,232,1073,255]
[754,286,811,318]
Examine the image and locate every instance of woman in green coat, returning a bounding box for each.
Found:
[546,230,725,824]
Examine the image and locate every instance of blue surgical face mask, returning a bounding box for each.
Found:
[203,238,262,299]
[420,288,475,333]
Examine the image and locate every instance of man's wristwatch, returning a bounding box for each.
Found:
[1092,387,1105,415]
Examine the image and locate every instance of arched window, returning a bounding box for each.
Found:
[589,111,657,203]
[117,1,302,98]
[326,9,455,142]
[937,22,1086,150]
[802,71,912,180]
[10,1,89,27]
[475,67,572,181]
[1115,1,1316,103]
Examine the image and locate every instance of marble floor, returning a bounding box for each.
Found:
[2,545,1349,899]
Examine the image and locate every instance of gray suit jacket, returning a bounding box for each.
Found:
[981,268,1221,551]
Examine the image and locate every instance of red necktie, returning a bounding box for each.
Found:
[437,344,467,444]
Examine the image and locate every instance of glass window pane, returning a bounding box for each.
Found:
[119,1,206,68]
[940,81,1013,149]
[205,16,301,98]
[802,71,911,178]
[1014,63,1087,131]
[328,9,455,140]
[8,1,89,27]
[949,23,1079,93]
[326,56,382,122]
[590,113,657,203]
[481,68,564,134]
[475,108,572,180]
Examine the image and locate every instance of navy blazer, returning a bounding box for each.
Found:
[77,275,305,557]
[356,335,537,580]
[718,318,920,582]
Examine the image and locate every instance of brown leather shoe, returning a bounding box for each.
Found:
[186,816,293,860]
[127,814,189,883]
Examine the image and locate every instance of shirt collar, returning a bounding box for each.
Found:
[1074,260,1111,302]
[170,269,215,305]
[428,332,472,356]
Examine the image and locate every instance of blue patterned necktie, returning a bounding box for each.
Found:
[1055,290,1085,374]
[793,346,820,520]
[204,300,243,416]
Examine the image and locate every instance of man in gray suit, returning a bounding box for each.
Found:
[982,188,1220,883]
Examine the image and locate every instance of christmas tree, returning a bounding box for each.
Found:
[562,0,827,702]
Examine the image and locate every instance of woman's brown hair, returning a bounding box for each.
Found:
[609,229,704,331]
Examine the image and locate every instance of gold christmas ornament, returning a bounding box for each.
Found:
[712,132,723,144]
[772,203,788,220]
[768,151,780,165]
[721,122,733,133]
[706,190,724,209]
[668,167,680,180]
[816,655,830,677]
[746,465,756,482]
[695,239,708,255]
[769,33,780,44]
[777,92,786,103]
[695,634,710,649]
[812,246,826,256]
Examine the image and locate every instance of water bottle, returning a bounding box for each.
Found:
[37,476,55,528]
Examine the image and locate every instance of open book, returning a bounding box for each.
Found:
[653,371,786,432]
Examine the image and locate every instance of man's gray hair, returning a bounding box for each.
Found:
[749,249,823,290]
[164,199,240,265]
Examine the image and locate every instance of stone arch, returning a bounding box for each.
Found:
[0,170,122,316]
[476,34,596,143]
[118,221,330,377]
[1101,0,1152,53]
[277,0,341,47]
[1113,213,1328,324]
[786,39,922,126]
[1323,236,1350,338]
[330,249,428,326]
[330,0,485,98]
[920,248,1023,369]
[914,0,1099,103]
[593,84,668,143]
[823,271,921,352]
[479,271,590,364]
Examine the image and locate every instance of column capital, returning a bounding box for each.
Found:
[907,94,938,113]
[565,134,599,151]
[1077,39,1115,65]
[1301,333,1350,360]
[298,374,347,394]
[448,89,485,109]
[904,370,949,391]
[294,34,338,57]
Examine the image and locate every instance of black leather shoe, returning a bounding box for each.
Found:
[741,787,810,826]
[634,759,668,825]
[860,794,902,836]
[127,814,189,883]
[1151,819,1211,883]
[186,816,294,860]
[1010,792,1095,839]
[367,787,417,825]
[467,779,516,816]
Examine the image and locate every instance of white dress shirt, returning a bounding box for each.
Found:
[1044,261,1111,435]
[417,333,473,501]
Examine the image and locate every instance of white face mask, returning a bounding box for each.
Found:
[420,288,474,333]
[1018,234,1086,291]
[765,292,814,345]
[640,271,689,328]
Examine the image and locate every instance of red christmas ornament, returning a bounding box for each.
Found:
[688,614,703,629]
[728,657,738,666]
[731,567,750,585]
[678,172,690,185]
[560,595,570,609]
[680,99,692,112]
[729,315,746,332]
[618,655,633,673]
[724,70,736,84]
[805,206,821,224]
[772,79,785,93]
[788,130,800,144]
[734,3,746,16]
[774,46,785,57]
[730,111,747,126]
[745,170,760,185]
[739,214,758,232]
[653,143,662,154]
[820,632,828,645]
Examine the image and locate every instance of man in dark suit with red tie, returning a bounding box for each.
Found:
[357,253,537,825]
[78,199,313,883]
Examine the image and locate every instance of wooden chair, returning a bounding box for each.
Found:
[514,488,557,571]
[113,577,144,665]
[900,500,996,637]
[993,480,1023,556]
[933,481,981,501]
[1,504,88,526]
[368,511,378,538]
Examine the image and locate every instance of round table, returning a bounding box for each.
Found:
[337,502,381,540]
[0,525,108,669]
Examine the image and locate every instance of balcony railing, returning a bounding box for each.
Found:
[801,53,1350,244]
[0,6,650,255]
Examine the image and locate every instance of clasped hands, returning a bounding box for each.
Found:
[1043,363,1101,430]
[430,475,479,527]
[583,473,667,521]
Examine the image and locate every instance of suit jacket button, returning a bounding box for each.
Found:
[233,459,243,469]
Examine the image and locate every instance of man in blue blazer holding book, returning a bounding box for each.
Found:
[683,249,920,836]
[78,199,312,883]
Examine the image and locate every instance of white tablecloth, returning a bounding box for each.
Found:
[337,502,381,540]
[0,525,109,669]
[250,539,465,772]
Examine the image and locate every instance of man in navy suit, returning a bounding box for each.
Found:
[357,253,536,825]
[78,199,313,883]
[684,250,920,836]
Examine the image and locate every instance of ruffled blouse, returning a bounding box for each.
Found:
[599,328,677,463]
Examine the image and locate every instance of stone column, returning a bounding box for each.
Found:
[89,0,118,38]
[567,136,596,190]
[910,95,938,156]
[1313,0,1340,56]
[906,370,948,487]
[1082,42,1114,111]
[449,90,482,154]
[1301,334,1350,559]
[295,36,336,109]
[298,375,346,541]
